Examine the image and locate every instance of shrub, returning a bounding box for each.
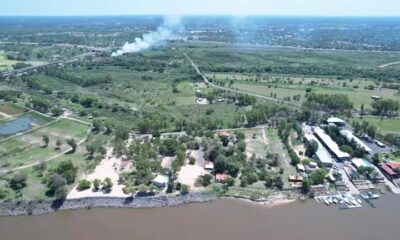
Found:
[78,179,91,191]
[93,179,101,191]
[180,184,190,195]
[8,173,27,191]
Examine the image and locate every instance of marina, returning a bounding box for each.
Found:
[315,192,380,210]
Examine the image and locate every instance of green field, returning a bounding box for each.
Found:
[352,116,400,134]
[0,50,44,72]
[203,72,400,108]
[0,118,89,169]
[0,151,89,200]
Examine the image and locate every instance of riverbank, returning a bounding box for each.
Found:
[0,192,217,216]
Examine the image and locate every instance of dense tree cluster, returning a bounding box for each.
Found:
[303,93,353,113]
[43,67,113,87]
[371,99,399,117]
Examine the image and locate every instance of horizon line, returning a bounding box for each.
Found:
[0,14,400,18]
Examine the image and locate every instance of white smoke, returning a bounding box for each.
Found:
[111,16,182,57]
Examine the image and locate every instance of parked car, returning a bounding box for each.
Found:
[375,140,386,148]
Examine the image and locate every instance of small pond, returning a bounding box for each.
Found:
[0,116,36,136]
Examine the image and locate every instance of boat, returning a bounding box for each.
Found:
[333,198,338,204]
[361,192,380,199]
[350,200,358,206]
[379,188,386,194]
[357,199,362,204]
[343,198,350,204]
[322,198,330,205]
[328,197,333,204]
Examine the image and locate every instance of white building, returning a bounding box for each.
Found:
[304,133,335,168]
[327,117,346,127]
[152,175,169,188]
[313,127,351,161]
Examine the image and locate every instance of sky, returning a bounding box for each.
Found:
[1,0,400,17]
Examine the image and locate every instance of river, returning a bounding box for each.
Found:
[1,194,400,240]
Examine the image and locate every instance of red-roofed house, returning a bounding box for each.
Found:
[217,131,230,138]
[215,173,227,183]
[379,162,400,180]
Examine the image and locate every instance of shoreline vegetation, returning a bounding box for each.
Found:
[0,191,299,216]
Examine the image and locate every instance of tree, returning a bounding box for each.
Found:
[305,140,318,157]
[0,188,8,199]
[195,174,214,187]
[159,138,179,156]
[8,173,27,191]
[42,135,49,147]
[180,184,190,195]
[51,107,63,117]
[371,99,399,117]
[92,119,102,132]
[372,153,380,165]
[166,180,175,193]
[78,179,91,191]
[86,144,96,156]
[47,173,67,191]
[47,173,67,199]
[302,178,311,194]
[56,139,62,150]
[309,168,328,185]
[66,138,77,153]
[102,177,113,191]
[53,160,78,184]
[93,179,101,191]
[226,176,235,187]
[367,125,377,139]
[54,185,68,200]
[31,97,50,113]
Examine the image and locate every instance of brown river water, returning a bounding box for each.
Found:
[1,194,400,240]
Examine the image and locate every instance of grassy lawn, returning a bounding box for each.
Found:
[0,118,89,169]
[266,129,279,141]
[33,118,89,140]
[231,82,400,108]
[351,116,400,134]
[0,151,91,200]
[0,103,26,116]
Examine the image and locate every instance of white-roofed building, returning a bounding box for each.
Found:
[152,175,169,188]
[327,117,346,127]
[340,129,372,153]
[304,133,335,168]
[297,164,306,172]
[351,158,374,169]
[313,127,351,161]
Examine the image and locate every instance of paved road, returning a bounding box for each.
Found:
[182,51,301,107]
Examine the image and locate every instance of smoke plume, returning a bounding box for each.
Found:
[111,16,181,57]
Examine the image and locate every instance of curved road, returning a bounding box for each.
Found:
[182,51,301,107]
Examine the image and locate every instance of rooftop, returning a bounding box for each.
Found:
[379,163,397,176]
[313,127,350,159]
[351,158,373,169]
[153,175,169,184]
[305,133,335,165]
[340,129,372,153]
[327,117,346,124]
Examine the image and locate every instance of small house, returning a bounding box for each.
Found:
[152,175,169,188]
[297,164,305,172]
[215,173,227,183]
[204,161,214,170]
